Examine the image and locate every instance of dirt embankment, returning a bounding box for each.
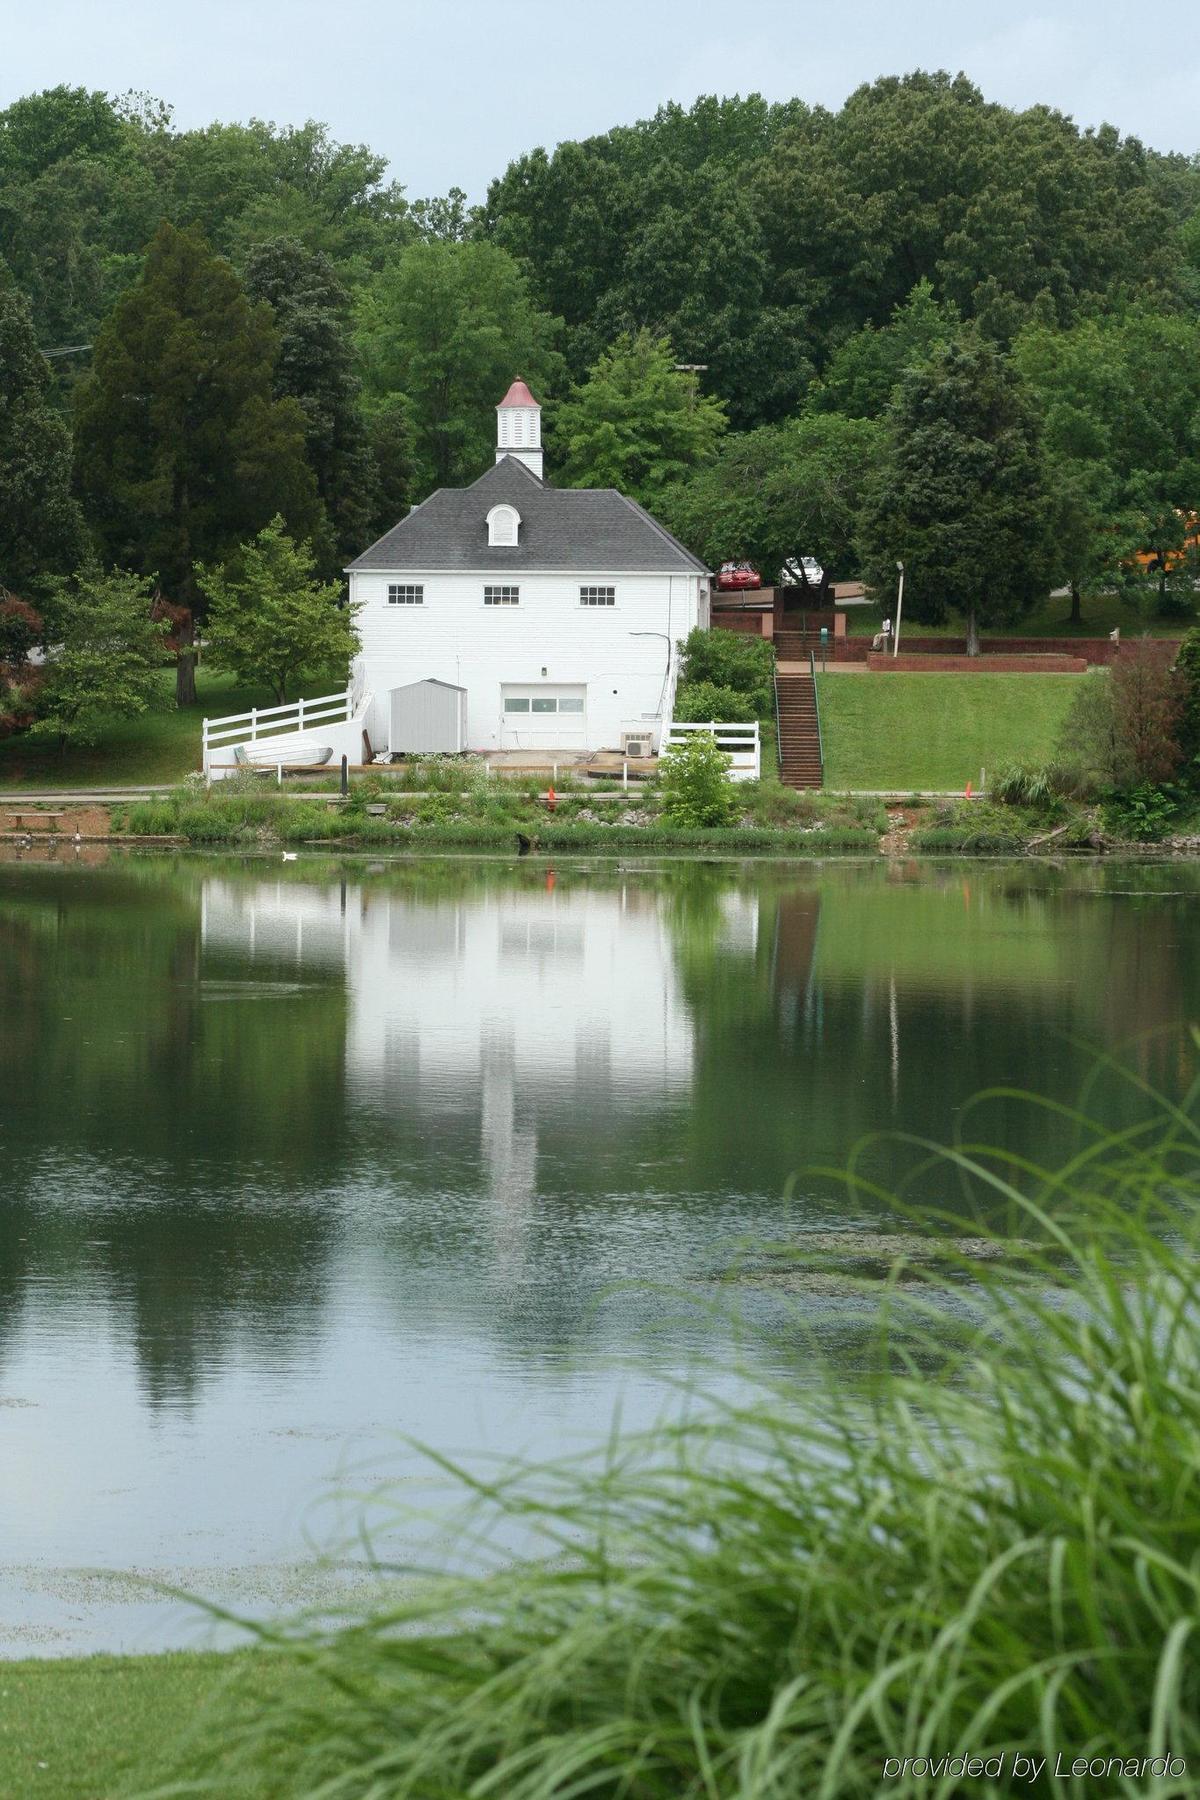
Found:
[1,804,112,840]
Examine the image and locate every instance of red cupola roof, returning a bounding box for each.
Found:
[497,378,539,409]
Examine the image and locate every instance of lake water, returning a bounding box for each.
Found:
[1,850,1198,1654]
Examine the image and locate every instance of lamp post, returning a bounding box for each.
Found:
[893,560,905,657]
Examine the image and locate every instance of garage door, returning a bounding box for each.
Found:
[500,684,587,748]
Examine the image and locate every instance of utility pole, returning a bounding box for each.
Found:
[673,363,708,410]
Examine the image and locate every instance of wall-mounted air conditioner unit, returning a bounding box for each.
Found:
[620,731,654,758]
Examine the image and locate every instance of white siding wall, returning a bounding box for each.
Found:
[350,569,701,753]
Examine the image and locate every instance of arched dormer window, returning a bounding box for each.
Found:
[487,504,521,548]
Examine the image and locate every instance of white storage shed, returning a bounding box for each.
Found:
[389,679,468,754]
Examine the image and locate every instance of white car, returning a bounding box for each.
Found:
[780,557,823,587]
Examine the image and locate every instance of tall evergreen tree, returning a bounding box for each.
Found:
[242,237,379,570]
[74,221,318,702]
[858,333,1054,653]
[0,282,87,600]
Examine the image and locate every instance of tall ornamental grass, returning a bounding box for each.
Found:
[167,1061,1200,1798]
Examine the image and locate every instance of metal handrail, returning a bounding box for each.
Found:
[773,664,783,771]
[810,649,824,782]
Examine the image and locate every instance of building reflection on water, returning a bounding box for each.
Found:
[1,856,1197,1410]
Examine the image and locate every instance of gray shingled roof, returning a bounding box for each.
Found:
[346,457,708,575]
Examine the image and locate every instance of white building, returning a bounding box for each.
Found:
[346,380,710,757]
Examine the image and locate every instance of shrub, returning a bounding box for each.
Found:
[1101,782,1181,843]
[1056,669,1130,789]
[677,626,774,718]
[913,800,1028,853]
[657,731,738,826]
[413,793,459,826]
[672,679,755,723]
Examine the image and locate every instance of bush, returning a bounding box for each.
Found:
[990,762,1056,809]
[677,626,774,718]
[175,1089,1200,1797]
[657,731,738,826]
[913,800,1029,853]
[1101,782,1181,843]
[672,680,756,723]
[1056,669,1130,790]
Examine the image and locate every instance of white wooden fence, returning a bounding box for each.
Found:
[202,687,357,778]
[662,720,761,782]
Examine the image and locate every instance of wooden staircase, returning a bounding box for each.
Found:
[776,667,824,790]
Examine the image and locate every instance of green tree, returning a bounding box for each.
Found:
[361,395,415,541]
[813,280,959,418]
[859,333,1054,654]
[1110,641,1187,786]
[553,331,726,503]
[29,567,169,749]
[197,517,359,702]
[753,72,1192,357]
[243,236,378,569]
[165,118,409,266]
[1014,310,1200,620]
[0,283,88,597]
[74,221,319,703]
[357,241,563,491]
[0,86,164,349]
[659,413,882,578]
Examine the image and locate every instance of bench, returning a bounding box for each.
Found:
[6,812,67,832]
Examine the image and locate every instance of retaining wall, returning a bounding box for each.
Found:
[840,636,1181,666]
[866,652,1088,673]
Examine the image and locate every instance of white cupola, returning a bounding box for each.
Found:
[496,378,543,479]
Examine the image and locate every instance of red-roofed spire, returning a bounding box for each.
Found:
[497,378,539,409]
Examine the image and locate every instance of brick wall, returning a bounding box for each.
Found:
[713,611,771,637]
[845,636,1182,665]
[866,652,1088,673]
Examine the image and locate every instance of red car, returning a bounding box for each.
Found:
[717,561,762,591]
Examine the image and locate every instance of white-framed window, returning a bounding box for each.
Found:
[486,505,521,547]
[503,694,585,714]
[580,584,616,607]
[387,583,424,605]
[484,585,520,606]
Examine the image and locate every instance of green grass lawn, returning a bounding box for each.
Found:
[0,1649,302,1798]
[817,671,1083,790]
[841,588,1195,638]
[0,667,348,790]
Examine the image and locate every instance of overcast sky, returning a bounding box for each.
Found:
[4,0,1197,201]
